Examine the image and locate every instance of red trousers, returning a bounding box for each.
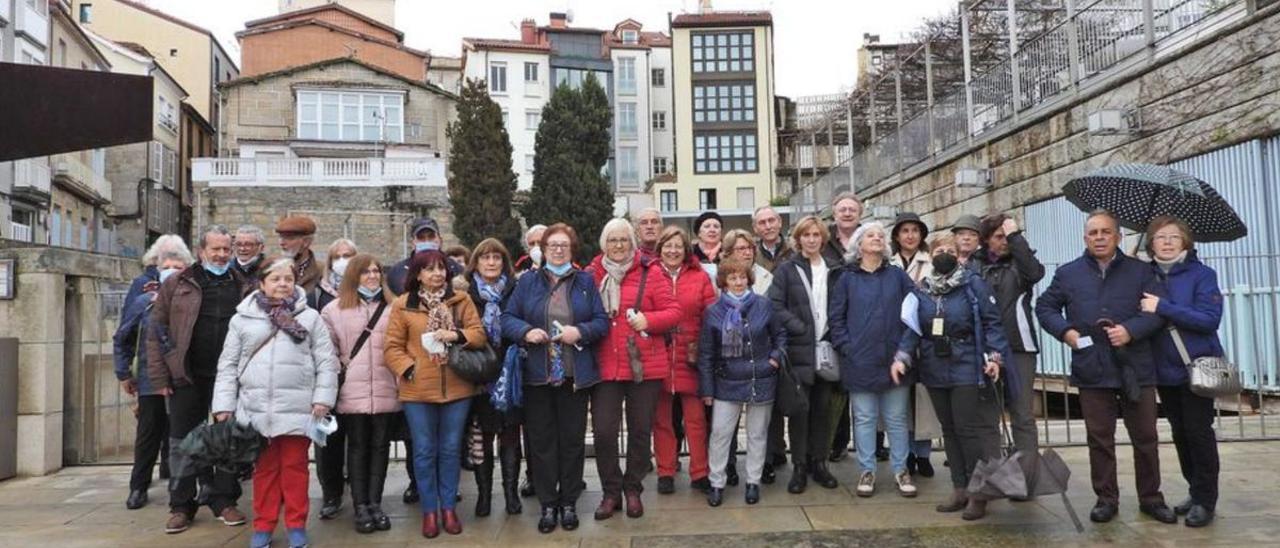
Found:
[253,435,311,532]
[653,390,709,480]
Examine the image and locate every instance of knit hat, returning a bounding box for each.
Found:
[694,211,723,235]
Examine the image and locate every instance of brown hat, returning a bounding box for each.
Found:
[275,215,317,236]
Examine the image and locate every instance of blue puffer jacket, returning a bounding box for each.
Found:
[500,268,609,391]
[1150,251,1225,386]
[898,272,1018,395]
[828,262,915,394]
[113,291,161,395]
[697,292,787,403]
[1035,251,1165,389]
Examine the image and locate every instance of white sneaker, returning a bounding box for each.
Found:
[896,471,918,498]
[856,471,876,497]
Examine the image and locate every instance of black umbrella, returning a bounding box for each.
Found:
[1063,163,1247,242]
[172,421,262,479]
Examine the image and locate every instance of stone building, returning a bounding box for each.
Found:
[239,3,428,82]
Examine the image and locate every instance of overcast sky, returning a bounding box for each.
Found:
[147,0,956,97]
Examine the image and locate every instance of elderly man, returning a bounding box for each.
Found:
[231,225,266,280]
[822,192,862,266]
[752,206,792,271]
[634,208,664,259]
[1036,210,1175,525]
[514,224,549,275]
[147,225,252,534]
[276,216,323,292]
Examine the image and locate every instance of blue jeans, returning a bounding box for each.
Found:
[403,399,472,512]
[851,385,910,475]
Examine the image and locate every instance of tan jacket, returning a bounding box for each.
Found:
[384,291,487,403]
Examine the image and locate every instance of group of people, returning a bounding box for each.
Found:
[112,192,1225,547]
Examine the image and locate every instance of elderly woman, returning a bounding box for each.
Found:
[828,223,918,499]
[889,213,941,478]
[720,229,775,295]
[320,254,398,534]
[500,223,609,534]
[514,224,548,275]
[652,226,717,495]
[463,238,524,517]
[585,218,681,520]
[114,236,194,510]
[384,250,487,538]
[311,237,358,520]
[893,234,1014,521]
[1143,216,1223,528]
[692,212,723,266]
[211,257,339,548]
[767,216,842,493]
[699,259,787,508]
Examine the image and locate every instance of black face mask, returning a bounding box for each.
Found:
[932,253,959,276]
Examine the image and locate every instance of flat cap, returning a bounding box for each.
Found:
[275,215,317,236]
[951,214,981,234]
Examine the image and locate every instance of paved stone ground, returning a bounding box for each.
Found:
[1,440,1277,547]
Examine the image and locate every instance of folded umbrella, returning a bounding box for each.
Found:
[172,420,262,479]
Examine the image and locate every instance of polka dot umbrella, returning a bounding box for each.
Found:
[1063,163,1248,242]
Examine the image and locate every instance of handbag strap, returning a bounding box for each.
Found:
[349,300,388,361]
[1167,326,1194,366]
[239,327,280,380]
[633,261,648,311]
[793,264,826,339]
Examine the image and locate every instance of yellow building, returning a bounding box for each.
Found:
[651,10,778,224]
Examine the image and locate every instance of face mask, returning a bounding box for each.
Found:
[331,257,350,277]
[237,255,259,267]
[545,261,572,277]
[415,241,440,253]
[932,253,959,276]
[357,286,382,300]
[528,245,544,266]
[203,261,230,276]
[159,268,179,284]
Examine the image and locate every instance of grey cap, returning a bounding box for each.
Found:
[411,217,440,237]
[951,214,981,234]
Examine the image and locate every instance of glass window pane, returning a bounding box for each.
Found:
[746,135,756,146]
[746,110,755,121]
[301,104,317,121]
[300,122,318,139]
[746,146,756,158]
[362,125,379,140]
[744,60,754,72]
[385,106,401,123]
[322,123,339,140]
[718,61,728,71]
[717,34,728,46]
[747,160,757,170]
[729,34,740,46]
[734,160,743,171]
[743,33,753,46]
[694,112,705,123]
[693,35,703,47]
[696,161,705,172]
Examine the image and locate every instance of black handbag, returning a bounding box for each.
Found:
[448,342,500,384]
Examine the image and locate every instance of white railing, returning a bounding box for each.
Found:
[15,0,49,48]
[192,157,448,187]
[13,158,52,195]
[9,222,33,243]
[53,153,112,200]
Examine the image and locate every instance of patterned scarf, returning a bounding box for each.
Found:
[254,292,309,343]
[417,287,455,333]
[721,290,755,358]
[473,273,507,345]
[923,264,968,296]
[599,254,634,316]
[295,251,315,283]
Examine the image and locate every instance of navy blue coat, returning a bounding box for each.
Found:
[697,293,787,404]
[828,263,915,394]
[1150,252,1225,386]
[124,266,159,308]
[1035,251,1165,389]
[113,291,161,395]
[898,273,1017,395]
[500,268,609,390]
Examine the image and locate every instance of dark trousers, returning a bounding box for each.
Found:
[341,412,393,507]
[766,404,787,464]
[130,394,169,491]
[1079,387,1165,506]
[786,379,836,465]
[315,411,347,501]
[929,384,1001,489]
[591,380,662,497]
[525,383,590,507]
[168,375,242,515]
[832,394,852,452]
[1158,384,1220,510]
[397,412,417,487]
[1008,353,1041,455]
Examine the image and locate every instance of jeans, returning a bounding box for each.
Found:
[403,399,472,513]
[591,380,663,497]
[708,400,772,488]
[167,375,242,515]
[851,385,910,475]
[1158,384,1220,510]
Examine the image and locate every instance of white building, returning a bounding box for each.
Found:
[462,25,552,191]
[1,0,52,243]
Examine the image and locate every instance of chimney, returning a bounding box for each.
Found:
[521,18,537,44]
[699,0,713,14]
[549,12,567,29]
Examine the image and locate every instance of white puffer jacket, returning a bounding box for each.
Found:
[212,287,339,439]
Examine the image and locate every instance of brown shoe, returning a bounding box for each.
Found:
[962,497,988,521]
[165,512,192,534]
[594,495,620,521]
[936,488,968,513]
[624,491,644,518]
[217,506,247,527]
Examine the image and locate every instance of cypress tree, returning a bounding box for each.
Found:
[446,78,524,256]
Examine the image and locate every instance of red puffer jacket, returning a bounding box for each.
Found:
[662,256,717,394]
[587,253,682,382]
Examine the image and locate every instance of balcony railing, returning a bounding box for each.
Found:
[53,153,112,201]
[13,158,52,196]
[9,222,33,243]
[16,0,49,48]
[192,157,447,187]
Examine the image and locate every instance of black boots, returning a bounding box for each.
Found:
[474,456,493,517]
[810,460,839,489]
[499,443,523,515]
[787,463,809,494]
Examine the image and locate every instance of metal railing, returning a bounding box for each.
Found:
[192,156,448,187]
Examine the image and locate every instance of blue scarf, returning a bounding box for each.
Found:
[473,273,507,345]
[721,290,754,358]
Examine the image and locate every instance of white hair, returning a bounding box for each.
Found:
[524,224,548,249]
[752,205,779,223]
[234,225,265,244]
[845,221,892,264]
[599,217,638,254]
[141,234,189,267]
[635,207,662,223]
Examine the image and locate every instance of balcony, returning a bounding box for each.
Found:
[9,222,33,243]
[12,158,52,200]
[0,0,12,25]
[15,0,49,48]
[52,153,111,204]
[192,157,448,187]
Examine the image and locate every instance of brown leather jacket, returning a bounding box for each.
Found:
[146,266,251,390]
[295,248,324,293]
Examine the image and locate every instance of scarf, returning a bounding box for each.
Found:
[417,287,455,334]
[473,273,507,345]
[721,290,755,358]
[599,254,634,316]
[923,264,968,296]
[1155,250,1188,273]
[254,292,309,343]
[294,251,315,282]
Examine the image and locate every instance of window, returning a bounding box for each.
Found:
[489,63,507,93]
[693,132,759,174]
[525,110,540,131]
[736,187,756,210]
[617,57,636,94]
[81,218,89,251]
[618,147,638,184]
[501,109,509,130]
[660,190,677,212]
[617,103,637,137]
[651,68,665,87]
[50,207,62,246]
[653,156,668,175]
[693,83,755,124]
[525,154,535,175]
[699,189,717,210]
[58,39,67,67]
[79,3,92,23]
[554,68,607,91]
[691,32,755,74]
[652,111,666,130]
[296,90,405,142]
[158,96,178,132]
[149,142,164,181]
[622,30,639,44]
[524,62,539,83]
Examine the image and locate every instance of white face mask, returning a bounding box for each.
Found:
[331,257,350,277]
[528,245,543,267]
[159,268,180,284]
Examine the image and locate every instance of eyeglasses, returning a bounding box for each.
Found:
[607,238,631,247]
[732,245,753,252]
[1153,234,1185,242]
[546,243,571,250]
[361,268,381,275]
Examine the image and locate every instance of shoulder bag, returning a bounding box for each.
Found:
[1168,326,1240,398]
[795,264,839,382]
